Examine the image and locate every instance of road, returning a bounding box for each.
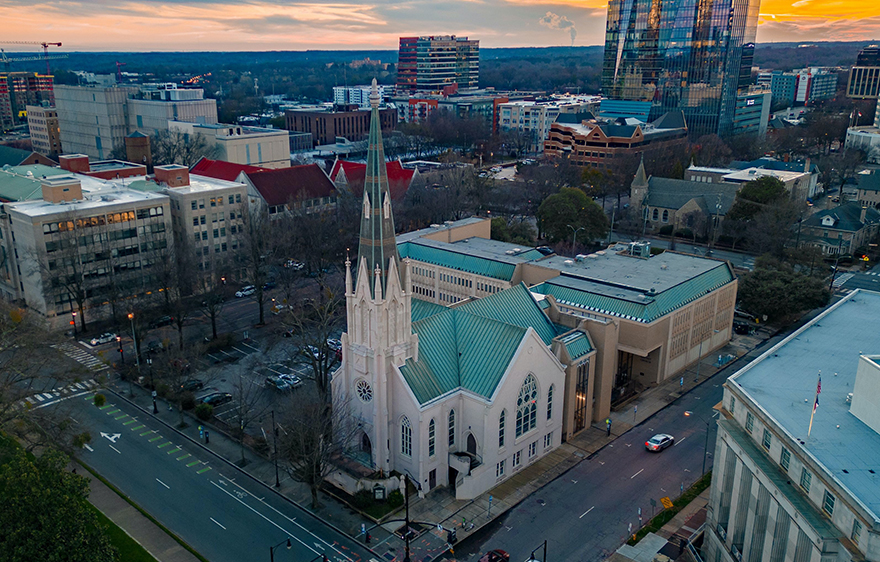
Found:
[52,392,374,562]
[455,339,781,562]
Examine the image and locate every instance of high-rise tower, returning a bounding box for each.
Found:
[601,0,760,137]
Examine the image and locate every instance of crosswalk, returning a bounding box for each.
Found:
[833,273,855,288]
[18,379,99,410]
[52,342,109,372]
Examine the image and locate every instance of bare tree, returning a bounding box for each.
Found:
[236,204,273,326]
[152,240,198,350]
[231,370,270,466]
[150,130,221,167]
[279,394,359,509]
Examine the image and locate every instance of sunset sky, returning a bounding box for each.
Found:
[1,0,877,52]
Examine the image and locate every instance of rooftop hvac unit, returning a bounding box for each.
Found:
[575,254,588,262]
[563,260,574,267]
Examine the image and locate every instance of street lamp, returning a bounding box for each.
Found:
[269,538,291,562]
[567,224,585,253]
[128,313,140,371]
[147,357,157,414]
[526,540,548,562]
[684,410,718,475]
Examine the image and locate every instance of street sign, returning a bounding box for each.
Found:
[660,496,673,509]
[151,390,157,397]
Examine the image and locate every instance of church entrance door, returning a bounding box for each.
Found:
[466,433,477,456]
[361,432,372,457]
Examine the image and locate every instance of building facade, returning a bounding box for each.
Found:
[760,68,838,107]
[847,45,880,99]
[0,72,54,131]
[799,201,880,256]
[732,87,772,138]
[168,122,290,169]
[601,0,758,137]
[26,104,62,156]
[333,85,390,109]
[704,291,880,562]
[284,105,397,147]
[54,85,139,159]
[543,112,688,169]
[396,36,479,93]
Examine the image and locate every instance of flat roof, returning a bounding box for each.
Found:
[723,168,806,183]
[162,173,245,195]
[396,217,487,243]
[730,290,880,519]
[538,244,724,294]
[88,160,144,173]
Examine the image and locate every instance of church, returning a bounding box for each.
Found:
[334,81,738,501]
[334,82,567,500]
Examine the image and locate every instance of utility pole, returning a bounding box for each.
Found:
[404,473,411,562]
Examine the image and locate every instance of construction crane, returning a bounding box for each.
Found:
[0,41,63,75]
[0,49,68,74]
[115,61,126,83]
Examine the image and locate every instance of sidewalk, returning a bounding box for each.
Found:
[102,329,769,562]
[77,460,201,562]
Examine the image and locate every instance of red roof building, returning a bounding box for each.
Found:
[191,157,267,182]
[328,158,415,201]
[244,163,337,215]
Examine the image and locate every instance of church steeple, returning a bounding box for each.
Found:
[356,78,400,299]
[632,155,648,188]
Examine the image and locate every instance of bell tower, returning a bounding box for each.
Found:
[337,79,417,472]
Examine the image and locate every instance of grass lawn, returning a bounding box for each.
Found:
[89,505,158,562]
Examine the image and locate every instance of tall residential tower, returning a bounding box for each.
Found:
[396,36,479,93]
[601,0,760,137]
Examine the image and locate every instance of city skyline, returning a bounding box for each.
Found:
[1,0,876,52]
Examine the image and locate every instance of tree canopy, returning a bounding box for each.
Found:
[536,187,608,245]
[0,443,118,562]
[737,256,829,322]
[726,176,789,222]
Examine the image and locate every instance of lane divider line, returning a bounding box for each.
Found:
[177,453,191,461]
[210,517,226,530]
[197,467,212,474]
[158,442,172,449]
[186,460,200,467]
[107,409,120,414]
[99,404,112,410]
[131,424,145,430]
[148,436,162,442]
[109,445,121,454]
[122,419,137,425]
[140,430,155,436]
[167,447,182,455]
[114,414,128,420]
[156,478,170,489]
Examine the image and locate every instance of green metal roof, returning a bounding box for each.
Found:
[532,264,735,323]
[400,283,556,405]
[411,298,447,322]
[559,330,593,360]
[0,145,32,167]
[0,164,64,202]
[398,241,516,281]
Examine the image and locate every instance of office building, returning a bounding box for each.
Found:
[284,105,397,147]
[54,84,218,159]
[847,45,880,99]
[333,85,390,110]
[129,84,218,135]
[498,96,602,153]
[759,69,838,107]
[543,111,688,169]
[846,126,880,164]
[167,122,290,169]
[396,36,479,93]
[26,104,62,156]
[704,290,880,562]
[601,0,759,137]
[731,87,772,137]
[0,72,55,130]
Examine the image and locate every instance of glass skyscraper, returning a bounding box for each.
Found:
[602,0,760,138]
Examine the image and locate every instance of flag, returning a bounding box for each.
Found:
[813,373,821,413]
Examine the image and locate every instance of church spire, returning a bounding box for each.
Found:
[632,155,648,188]
[356,78,400,299]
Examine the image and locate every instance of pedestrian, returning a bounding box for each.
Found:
[606,418,611,437]
[205,430,210,444]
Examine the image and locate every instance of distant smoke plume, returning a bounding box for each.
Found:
[539,12,577,46]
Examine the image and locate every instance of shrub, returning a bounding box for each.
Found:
[194,403,213,421]
[156,383,170,398]
[179,392,196,411]
[658,225,673,235]
[93,394,106,408]
[204,333,235,353]
[72,432,92,449]
[351,489,374,510]
[388,489,404,508]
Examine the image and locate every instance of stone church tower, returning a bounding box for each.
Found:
[339,79,418,472]
[630,156,649,211]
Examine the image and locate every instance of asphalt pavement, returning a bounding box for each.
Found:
[51,393,375,562]
[451,334,786,562]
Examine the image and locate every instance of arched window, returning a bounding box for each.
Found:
[662,210,669,223]
[516,374,538,438]
[428,419,435,457]
[499,410,506,448]
[547,385,554,420]
[448,410,456,447]
[652,208,659,221]
[401,417,412,456]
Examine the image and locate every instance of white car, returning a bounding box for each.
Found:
[235,285,256,298]
[645,433,675,452]
[89,333,117,346]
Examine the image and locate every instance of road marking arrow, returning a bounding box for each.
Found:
[100,432,121,443]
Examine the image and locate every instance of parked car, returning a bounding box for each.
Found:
[326,338,342,352]
[283,259,304,270]
[170,359,191,373]
[733,320,754,335]
[645,433,675,452]
[180,379,204,392]
[201,392,233,407]
[302,345,323,361]
[235,285,256,298]
[478,550,509,562]
[265,375,292,391]
[150,315,174,328]
[89,333,117,346]
[262,281,276,291]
